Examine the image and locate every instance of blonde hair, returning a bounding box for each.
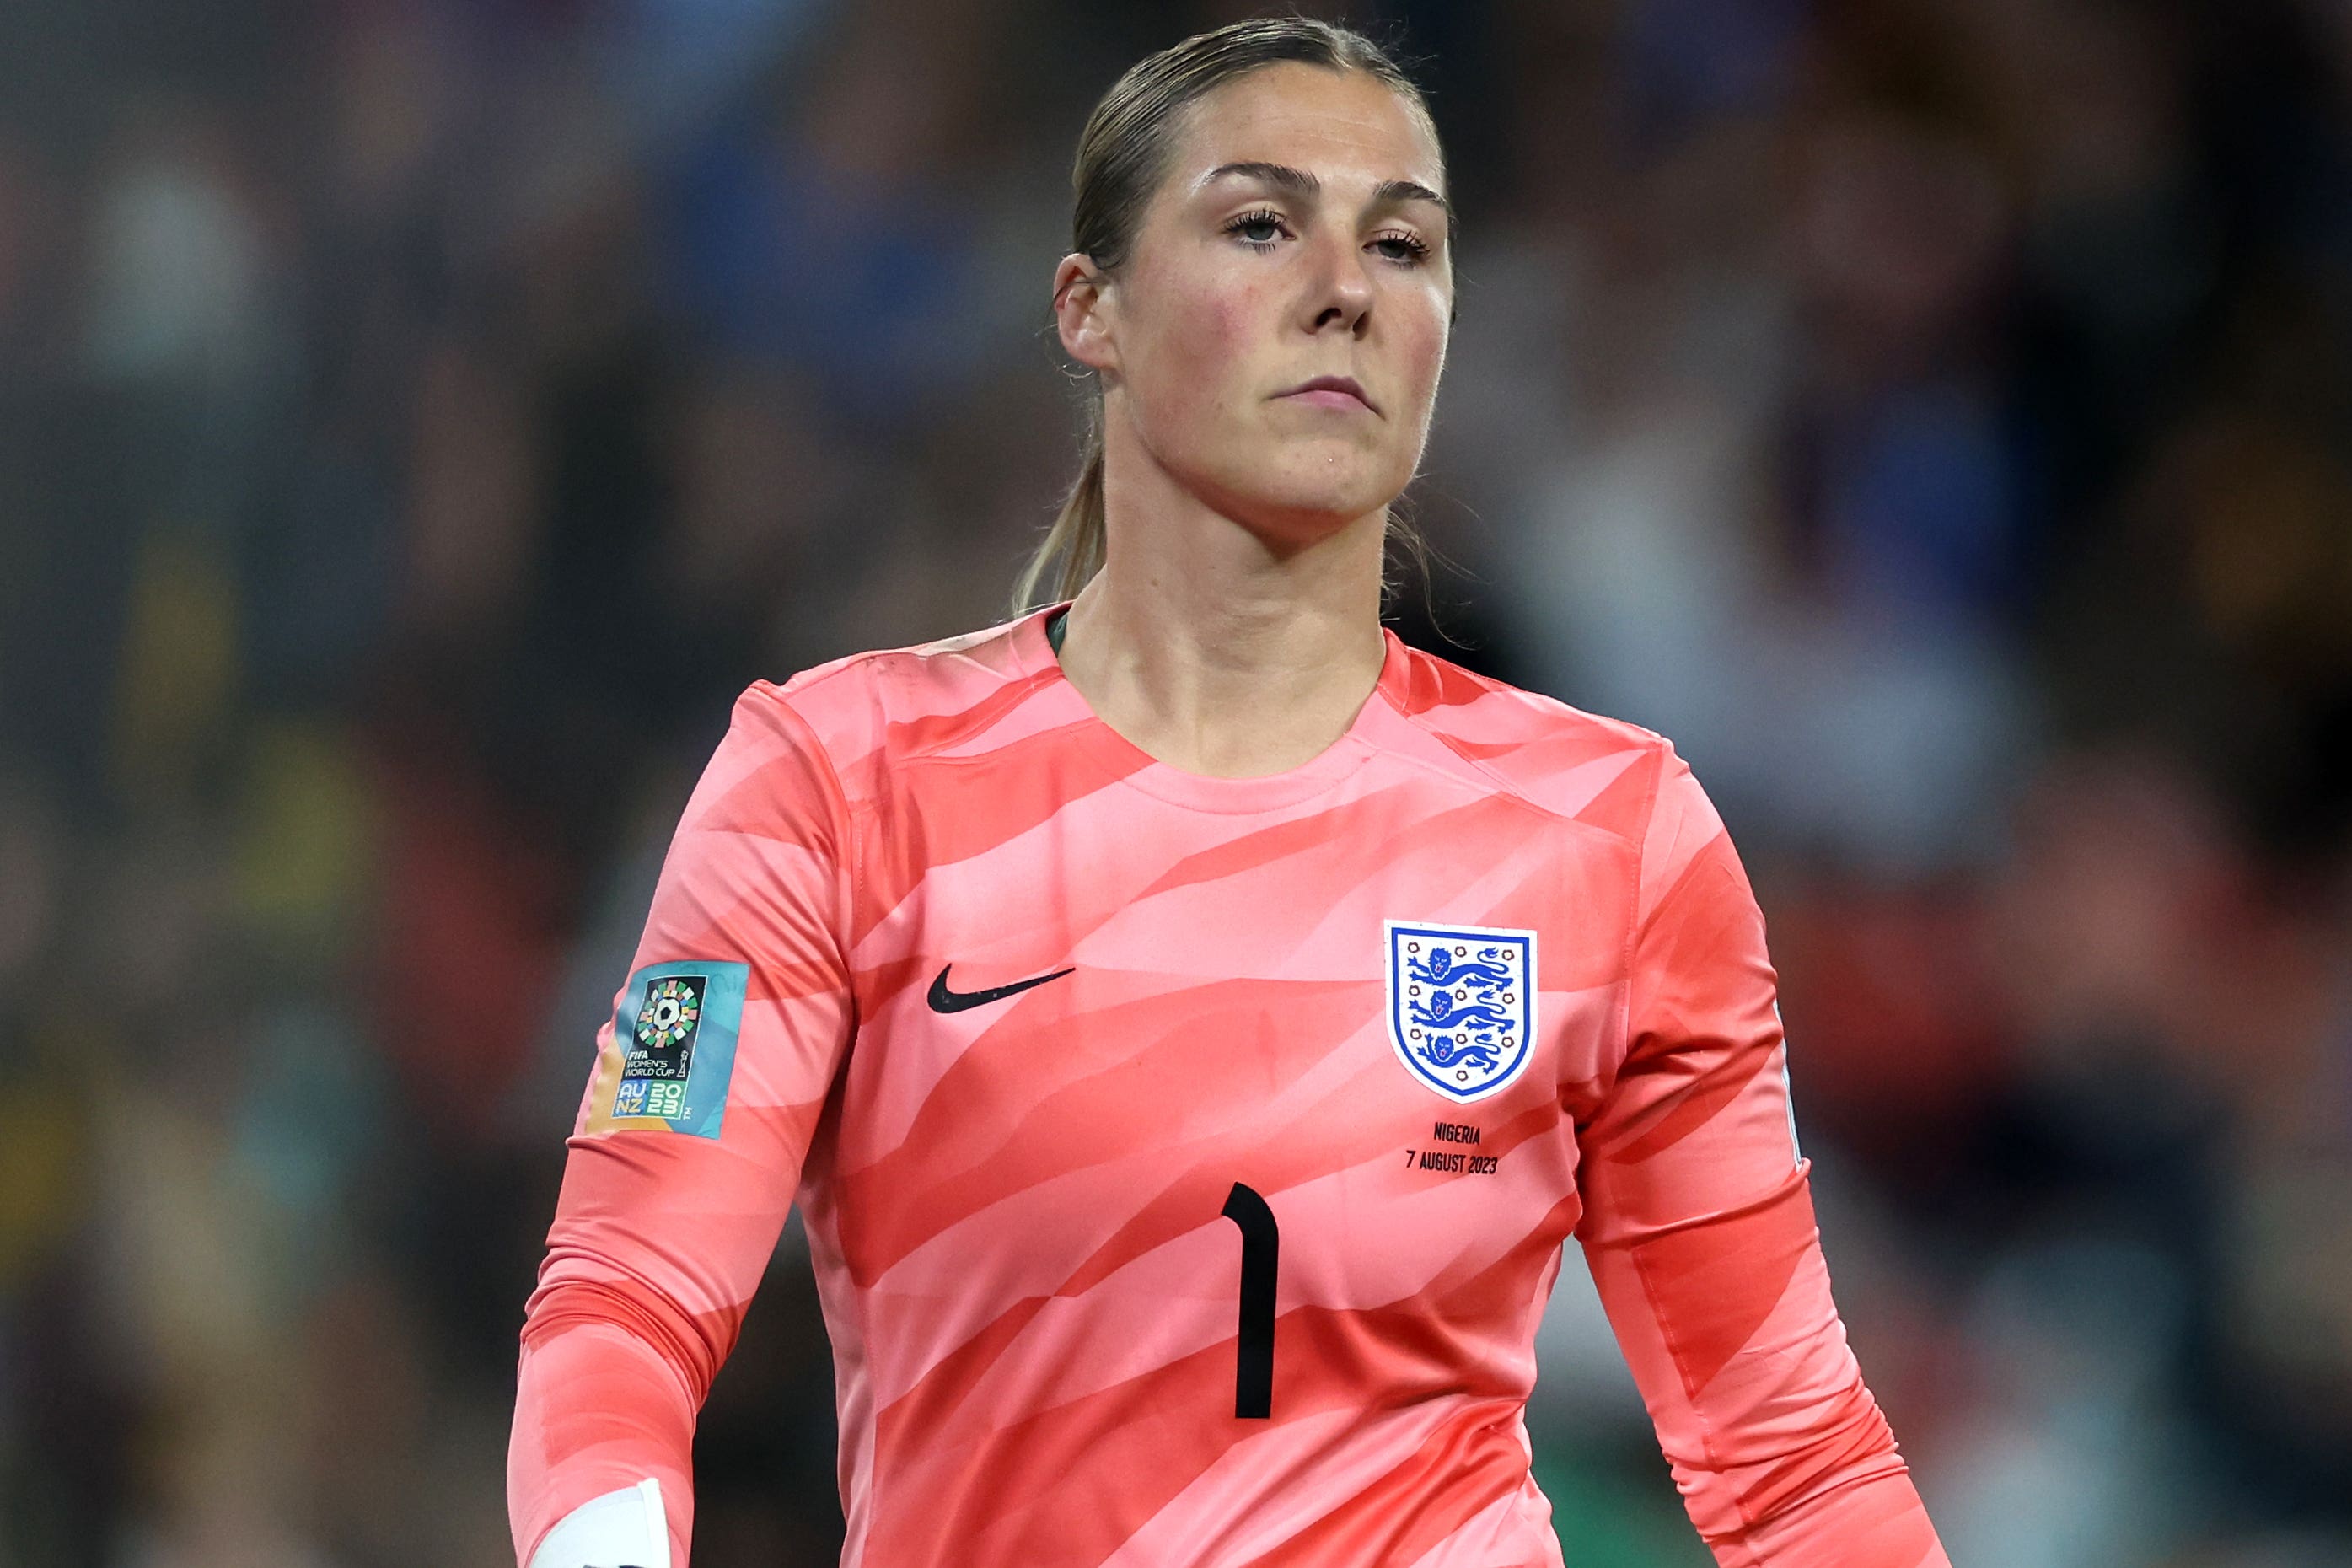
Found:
[1012,15,1453,615]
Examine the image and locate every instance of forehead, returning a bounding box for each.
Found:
[1165,62,1443,197]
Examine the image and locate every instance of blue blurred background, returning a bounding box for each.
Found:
[4,0,2351,1563]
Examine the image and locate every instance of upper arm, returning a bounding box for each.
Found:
[1576,742,1802,1248]
[1571,744,1888,1549]
[523,680,860,1396]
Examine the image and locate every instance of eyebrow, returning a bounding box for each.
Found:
[1196,160,1454,243]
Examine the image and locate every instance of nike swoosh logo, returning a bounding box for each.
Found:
[927,964,1074,1013]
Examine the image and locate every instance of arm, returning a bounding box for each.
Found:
[508,683,857,1568]
[1572,744,1949,1568]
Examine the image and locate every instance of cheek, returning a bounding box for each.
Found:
[1133,270,1279,430]
[1403,310,1447,390]
[1142,280,1271,427]
[1393,319,1450,435]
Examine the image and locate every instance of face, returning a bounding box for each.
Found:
[1055,63,1455,550]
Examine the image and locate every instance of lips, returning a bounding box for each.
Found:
[1280,375,1376,412]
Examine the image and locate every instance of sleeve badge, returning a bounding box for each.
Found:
[583,959,750,1138]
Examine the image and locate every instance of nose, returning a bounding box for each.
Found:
[1305,229,1376,333]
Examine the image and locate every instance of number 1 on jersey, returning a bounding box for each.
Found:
[1221,1182,1277,1420]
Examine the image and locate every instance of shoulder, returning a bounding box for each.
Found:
[1388,638,1736,922]
[1383,637,1691,850]
[728,613,1045,784]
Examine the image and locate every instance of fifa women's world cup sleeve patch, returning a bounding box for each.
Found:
[581,960,751,1139]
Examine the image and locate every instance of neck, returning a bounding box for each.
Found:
[1050,434,1392,779]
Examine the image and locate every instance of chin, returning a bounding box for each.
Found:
[1263,430,1398,484]
[1233,484,1397,551]
[1174,440,1404,543]
[1266,462,1404,522]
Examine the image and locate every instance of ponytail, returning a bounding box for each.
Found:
[1012,402,1108,614]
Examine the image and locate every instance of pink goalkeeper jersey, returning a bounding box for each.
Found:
[508,604,1950,1568]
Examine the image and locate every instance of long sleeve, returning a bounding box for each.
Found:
[507,681,858,1568]
[1572,744,1949,1568]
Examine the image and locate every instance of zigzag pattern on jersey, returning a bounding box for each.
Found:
[514,604,1946,1568]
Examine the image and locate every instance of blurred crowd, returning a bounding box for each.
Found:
[3,0,2350,1564]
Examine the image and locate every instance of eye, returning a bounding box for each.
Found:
[1222,208,1435,267]
[1374,232,1433,265]
[1223,208,1291,250]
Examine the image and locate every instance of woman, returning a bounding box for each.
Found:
[509,18,1951,1567]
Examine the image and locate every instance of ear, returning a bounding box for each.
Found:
[1054,253,1118,378]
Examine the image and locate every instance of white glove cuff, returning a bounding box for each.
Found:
[529,1478,670,1568]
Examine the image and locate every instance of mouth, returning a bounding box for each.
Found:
[1278,375,1377,414]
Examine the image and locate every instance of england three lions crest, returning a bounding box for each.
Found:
[1385,921,1538,1103]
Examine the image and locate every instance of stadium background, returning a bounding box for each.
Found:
[4,0,2352,1563]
